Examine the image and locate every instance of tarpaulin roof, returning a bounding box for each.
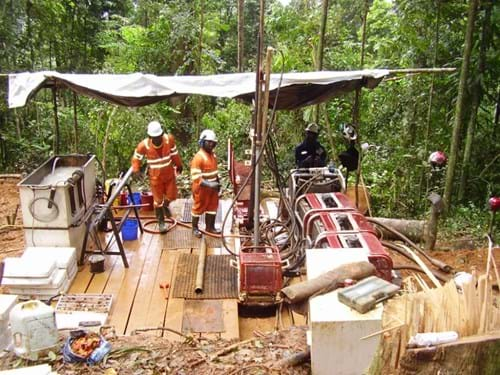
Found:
[8,69,389,110]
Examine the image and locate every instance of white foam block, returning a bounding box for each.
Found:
[306,249,382,375]
[2,257,57,279]
[0,294,18,321]
[22,247,77,269]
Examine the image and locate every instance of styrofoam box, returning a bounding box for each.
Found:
[0,295,18,351]
[8,270,69,296]
[0,294,18,321]
[0,329,12,350]
[2,258,57,286]
[306,249,383,375]
[22,247,77,269]
[67,262,78,281]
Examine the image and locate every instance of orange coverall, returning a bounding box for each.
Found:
[131,134,182,207]
[190,148,219,216]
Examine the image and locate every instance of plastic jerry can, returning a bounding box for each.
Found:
[9,300,58,360]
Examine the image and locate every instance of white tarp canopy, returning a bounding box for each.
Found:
[8,69,389,110]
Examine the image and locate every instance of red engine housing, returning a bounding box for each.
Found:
[239,246,283,305]
[314,232,393,281]
[295,192,356,233]
[305,211,377,240]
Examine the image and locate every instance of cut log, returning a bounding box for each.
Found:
[281,261,375,304]
[399,334,500,374]
[372,217,425,243]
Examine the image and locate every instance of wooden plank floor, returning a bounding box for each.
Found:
[69,199,305,340]
[69,198,241,339]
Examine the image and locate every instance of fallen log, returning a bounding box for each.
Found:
[273,348,311,369]
[399,334,500,375]
[281,261,375,304]
[372,217,425,243]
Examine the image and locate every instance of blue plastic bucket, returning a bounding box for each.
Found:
[121,218,138,241]
[129,192,142,205]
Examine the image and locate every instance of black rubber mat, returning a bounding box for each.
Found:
[162,227,222,249]
[180,199,223,227]
[172,254,238,299]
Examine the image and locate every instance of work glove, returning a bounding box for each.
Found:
[200,179,220,191]
[176,165,183,174]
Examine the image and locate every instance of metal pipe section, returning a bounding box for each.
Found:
[94,166,134,224]
[195,236,207,294]
[253,45,273,246]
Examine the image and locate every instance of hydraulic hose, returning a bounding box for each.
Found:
[369,217,452,273]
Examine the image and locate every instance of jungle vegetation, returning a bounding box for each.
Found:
[0,0,498,240]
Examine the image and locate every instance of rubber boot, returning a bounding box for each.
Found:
[155,207,167,234]
[192,216,202,238]
[163,202,172,218]
[205,214,221,235]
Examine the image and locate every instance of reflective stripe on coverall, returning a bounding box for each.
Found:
[190,148,219,216]
[131,134,182,207]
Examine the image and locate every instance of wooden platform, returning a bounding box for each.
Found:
[69,198,306,340]
[71,227,240,340]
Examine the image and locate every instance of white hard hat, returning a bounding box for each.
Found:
[147,121,163,137]
[199,129,217,143]
[341,124,357,141]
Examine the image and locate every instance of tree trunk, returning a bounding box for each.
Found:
[102,107,117,177]
[458,1,491,201]
[418,1,441,210]
[52,88,60,154]
[237,0,245,72]
[353,0,369,208]
[314,0,329,124]
[72,92,79,153]
[372,217,426,243]
[424,192,444,250]
[443,0,479,211]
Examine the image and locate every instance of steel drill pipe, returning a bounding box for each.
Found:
[195,236,207,294]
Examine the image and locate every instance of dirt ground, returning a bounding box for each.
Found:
[0,177,497,373]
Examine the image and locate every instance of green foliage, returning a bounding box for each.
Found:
[440,203,492,241]
[0,0,498,238]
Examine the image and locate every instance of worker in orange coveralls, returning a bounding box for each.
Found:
[190,129,221,238]
[131,121,183,233]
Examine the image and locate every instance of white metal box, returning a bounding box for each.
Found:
[18,154,96,229]
[306,249,383,375]
[23,221,87,262]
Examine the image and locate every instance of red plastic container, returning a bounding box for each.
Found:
[141,192,154,211]
[239,246,282,296]
[119,191,128,206]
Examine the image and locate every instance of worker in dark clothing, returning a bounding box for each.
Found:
[295,123,327,168]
